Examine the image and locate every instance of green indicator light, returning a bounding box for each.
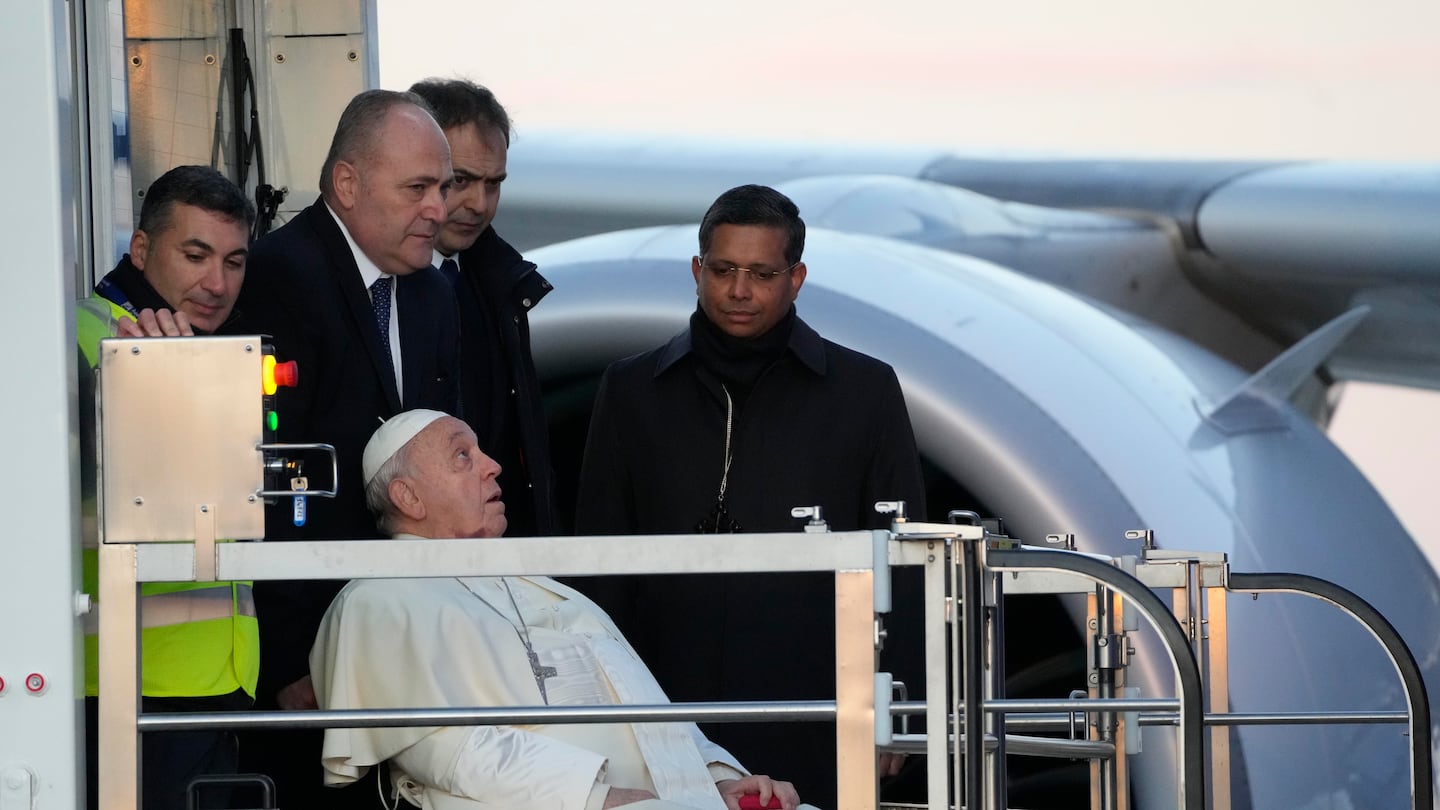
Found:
[266,411,279,431]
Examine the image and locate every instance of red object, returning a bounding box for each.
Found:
[273,360,299,388]
[738,796,782,810]
[24,673,45,693]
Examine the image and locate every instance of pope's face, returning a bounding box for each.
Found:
[407,417,506,539]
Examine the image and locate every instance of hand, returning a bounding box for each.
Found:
[879,751,906,778]
[276,675,317,710]
[124,308,194,337]
[716,775,800,810]
[601,787,657,808]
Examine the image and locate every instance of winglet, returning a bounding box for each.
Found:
[1199,306,1371,435]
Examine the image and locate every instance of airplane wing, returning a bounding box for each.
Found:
[504,135,1440,393]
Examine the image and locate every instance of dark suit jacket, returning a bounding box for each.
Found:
[452,227,558,537]
[237,199,460,700]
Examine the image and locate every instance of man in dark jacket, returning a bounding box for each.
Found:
[575,184,927,809]
[408,78,558,537]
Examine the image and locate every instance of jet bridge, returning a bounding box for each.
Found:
[83,337,1432,810]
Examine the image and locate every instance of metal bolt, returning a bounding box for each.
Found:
[133,496,144,506]
[204,54,216,65]
[200,505,209,513]
[130,346,141,355]
[275,53,286,63]
[1088,673,1099,684]
[130,55,142,67]
[244,344,254,352]
[1097,637,1109,647]
[248,494,257,503]
[347,50,358,62]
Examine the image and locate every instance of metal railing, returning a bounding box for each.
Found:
[96,524,1435,810]
[97,530,898,810]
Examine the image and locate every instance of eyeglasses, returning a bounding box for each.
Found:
[698,258,798,284]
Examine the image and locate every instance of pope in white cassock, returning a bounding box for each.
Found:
[310,410,807,810]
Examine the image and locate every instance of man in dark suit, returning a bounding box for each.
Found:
[234,88,460,807]
[407,78,559,537]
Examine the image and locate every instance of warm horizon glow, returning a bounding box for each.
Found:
[379,0,1440,161]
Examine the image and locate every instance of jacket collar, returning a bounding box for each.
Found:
[457,227,553,312]
[654,312,827,378]
[96,255,171,314]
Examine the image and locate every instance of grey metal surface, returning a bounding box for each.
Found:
[98,336,265,543]
[988,548,1204,810]
[124,0,229,214]
[0,2,86,806]
[1229,572,1433,810]
[134,532,876,582]
[887,732,1118,761]
[959,538,985,809]
[140,701,839,731]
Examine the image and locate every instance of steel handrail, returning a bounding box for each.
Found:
[1229,572,1433,810]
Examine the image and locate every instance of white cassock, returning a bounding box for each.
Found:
[310,566,747,810]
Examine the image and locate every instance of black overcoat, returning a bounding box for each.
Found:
[575,316,926,809]
[452,227,558,537]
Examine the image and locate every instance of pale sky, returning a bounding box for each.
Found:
[377,0,1440,553]
[379,0,1440,159]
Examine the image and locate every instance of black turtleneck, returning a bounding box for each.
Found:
[687,305,796,408]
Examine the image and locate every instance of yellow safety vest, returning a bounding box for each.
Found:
[77,296,260,698]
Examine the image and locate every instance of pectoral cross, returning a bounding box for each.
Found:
[528,650,559,702]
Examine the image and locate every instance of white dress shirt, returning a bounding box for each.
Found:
[327,202,403,399]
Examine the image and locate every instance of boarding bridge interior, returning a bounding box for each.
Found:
[79,336,1432,810]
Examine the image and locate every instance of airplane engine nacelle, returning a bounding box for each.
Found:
[528,225,1440,809]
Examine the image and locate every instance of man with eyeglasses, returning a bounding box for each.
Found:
[574,184,926,808]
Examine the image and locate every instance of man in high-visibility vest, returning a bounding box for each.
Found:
[77,165,260,810]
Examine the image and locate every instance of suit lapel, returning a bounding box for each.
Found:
[306,203,402,412]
